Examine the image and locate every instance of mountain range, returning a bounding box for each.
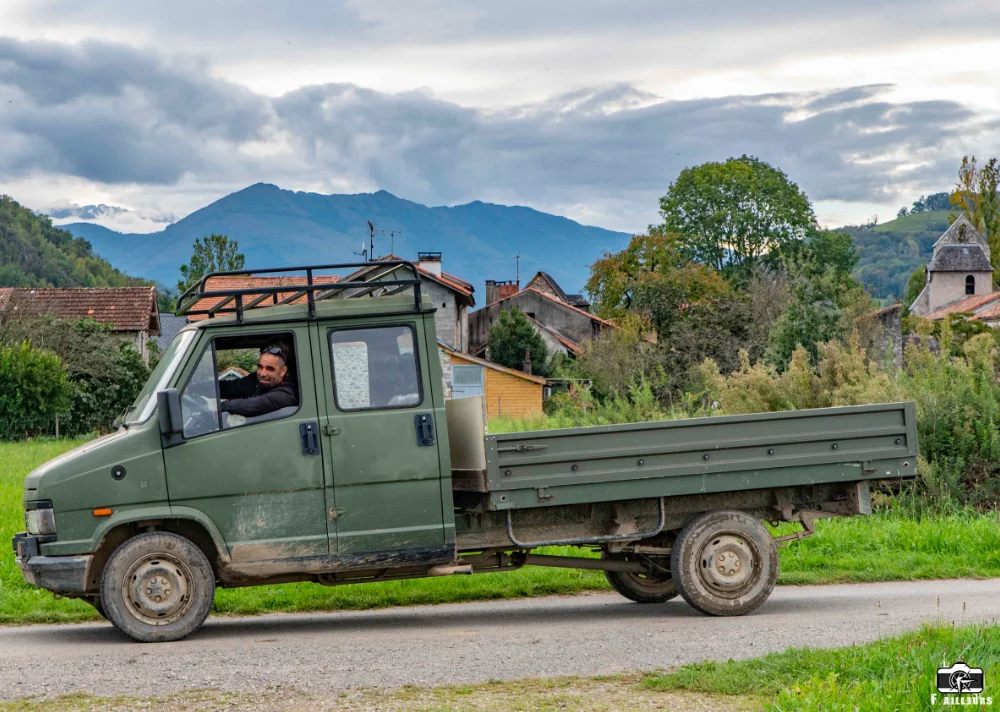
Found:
[63,184,633,299]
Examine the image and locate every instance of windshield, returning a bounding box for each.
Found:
[125,330,196,424]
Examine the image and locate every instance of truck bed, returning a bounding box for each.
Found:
[479,403,918,511]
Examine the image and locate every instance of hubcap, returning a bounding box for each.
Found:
[122,554,193,626]
[698,534,756,595]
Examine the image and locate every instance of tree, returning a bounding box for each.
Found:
[0,342,72,440]
[766,232,876,369]
[897,207,909,219]
[657,155,817,282]
[177,234,245,295]
[0,316,149,435]
[949,156,1000,268]
[487,307,549,377]
[585,229,730,325]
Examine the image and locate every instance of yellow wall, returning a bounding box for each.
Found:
[449,354,543,419]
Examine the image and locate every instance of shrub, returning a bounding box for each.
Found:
[0,343,72,440]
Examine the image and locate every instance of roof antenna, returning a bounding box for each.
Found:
[516,253,520,287]
[389,229,403,256]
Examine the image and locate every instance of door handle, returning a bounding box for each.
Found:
[415,413,435,447]
[300,422,320,456]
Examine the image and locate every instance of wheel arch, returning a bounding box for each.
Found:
[86,508,229,591]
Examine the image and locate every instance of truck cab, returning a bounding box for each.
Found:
[16,263,458,640]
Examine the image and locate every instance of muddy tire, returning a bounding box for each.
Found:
[670,510,777,617]
[100,532,215,643]
[602,552,678,603]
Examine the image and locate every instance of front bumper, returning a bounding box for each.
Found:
[12,532,92,593]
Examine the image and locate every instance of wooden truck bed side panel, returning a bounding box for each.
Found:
[484,403,918,511]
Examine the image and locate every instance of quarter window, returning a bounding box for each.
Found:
[330,326,422,410]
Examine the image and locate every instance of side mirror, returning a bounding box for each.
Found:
[156,389,184,446]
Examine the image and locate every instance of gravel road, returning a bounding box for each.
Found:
[3,579,999,700]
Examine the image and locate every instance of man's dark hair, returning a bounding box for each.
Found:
[260,342,289,367]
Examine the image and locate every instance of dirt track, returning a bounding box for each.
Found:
[3,578,999,700]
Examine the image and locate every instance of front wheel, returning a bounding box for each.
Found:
[670,510,778,617]
[100,532,215,643]
[602,551,678,603]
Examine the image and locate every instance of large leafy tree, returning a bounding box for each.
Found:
[177,234,245,295]
[950,156,1000,269]
[657,155,817,282]
[487,307,550,377]
[585,229,730,325]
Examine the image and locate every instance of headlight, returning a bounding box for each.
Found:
[26,508,56,535]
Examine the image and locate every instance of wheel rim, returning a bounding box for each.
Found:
[121,553,194,626]
[697,533,759,598]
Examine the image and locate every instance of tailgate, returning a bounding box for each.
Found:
[484,402,918,510]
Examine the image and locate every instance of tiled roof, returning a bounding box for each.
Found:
[186,275,340,321]
[345,256,474,301]
[924,291,1000,321]
[439,344,547,385]
[0,287,159,333]
[928,244,993,272]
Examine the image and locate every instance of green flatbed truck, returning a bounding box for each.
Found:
[12,262,919,642]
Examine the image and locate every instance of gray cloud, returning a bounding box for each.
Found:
[0,38,270,183]
[0,37,994,228]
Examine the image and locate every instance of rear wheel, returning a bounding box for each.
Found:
[100,532,215,643]
[670,510,777,617]
[602,551,678,603]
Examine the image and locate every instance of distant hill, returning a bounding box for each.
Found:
[0,195,147,289]
[63,184,633,300]
[842,210,952,300]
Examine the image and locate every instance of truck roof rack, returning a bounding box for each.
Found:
[175,261,427,324]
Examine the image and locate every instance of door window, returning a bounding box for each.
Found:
[181,347,221,438]
[330,325,422,410]
[178,332,300,437]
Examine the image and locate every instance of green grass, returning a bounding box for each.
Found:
[645,622,1000,710]
[4,439,1000,625]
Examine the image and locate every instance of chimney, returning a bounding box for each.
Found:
[417,251,442,277]
[522,348,532,376]
[498,280,519,300]
[485,280,499,305]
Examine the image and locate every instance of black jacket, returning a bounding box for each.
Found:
[219,373,298,417]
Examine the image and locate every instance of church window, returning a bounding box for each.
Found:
[966,275,976,295]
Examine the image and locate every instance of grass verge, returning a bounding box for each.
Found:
[3,439,1000,625]
[645,622,1000,711]
[0,676,754,712]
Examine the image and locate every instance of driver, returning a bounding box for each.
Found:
[219,344,298,417]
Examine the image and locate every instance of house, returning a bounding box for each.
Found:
[922,291,1000,326]
[909,215,995,317]
[341,253,476,352]
[470,272,612,358]
[0,286,161,360]
[439,343,545,419]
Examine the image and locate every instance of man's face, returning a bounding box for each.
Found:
[256,353,287,388]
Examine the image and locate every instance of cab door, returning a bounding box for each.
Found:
[162,324,330,563]
[312,317,453,560]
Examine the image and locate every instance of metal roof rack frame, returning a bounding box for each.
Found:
[175,261,427,324]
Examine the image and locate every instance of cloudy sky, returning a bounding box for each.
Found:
[2,0,1000,234]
